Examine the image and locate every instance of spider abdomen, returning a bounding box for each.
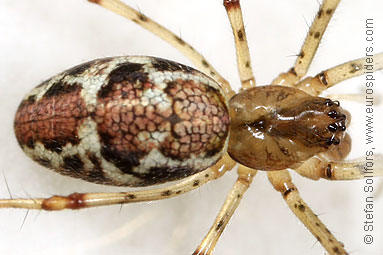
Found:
[228,85,349,171]
[14,56,230,187]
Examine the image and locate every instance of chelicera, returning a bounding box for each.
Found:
[1,0,383,254]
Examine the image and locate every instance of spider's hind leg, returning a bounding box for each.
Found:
[0,154,236,211]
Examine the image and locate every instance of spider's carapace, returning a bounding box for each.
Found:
[228,85,350,170]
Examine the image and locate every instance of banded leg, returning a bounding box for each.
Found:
[0,154,236,210]
[272,0,340,86]
[88,0,235,97]
[193,165,257,255]
[326,94,369,104]
[294,52,383,96]
[294,155,383,181]
[267,170,348,255]
[223,0,256,90]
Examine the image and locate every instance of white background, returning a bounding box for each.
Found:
[0,0,382,254]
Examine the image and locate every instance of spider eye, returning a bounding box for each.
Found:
[328,110,338,118]
[328,123,338,132]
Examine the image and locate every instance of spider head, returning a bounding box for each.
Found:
[227,85,350,171]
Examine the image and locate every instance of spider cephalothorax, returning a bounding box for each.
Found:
[228,85,350,170]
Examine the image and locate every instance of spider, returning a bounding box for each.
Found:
[0,0,382,255]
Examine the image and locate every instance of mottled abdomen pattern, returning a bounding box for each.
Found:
[14,56,229,186]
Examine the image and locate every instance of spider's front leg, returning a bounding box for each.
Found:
[88,0,236,97]
[292,52,383,96]
[272,0,341,87]
[224,0,256,90]
[271,0,383,95]
[294,155,383,181]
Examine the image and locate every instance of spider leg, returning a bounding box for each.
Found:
[294,155,383,181]
[0,154,235,211]
[292,52,383,96]
[223,0,256,90]
[193,165,257,255]
[267,170,348,255]
[326,94,371,104]
[272,0,341,86]
[88,0,235,97]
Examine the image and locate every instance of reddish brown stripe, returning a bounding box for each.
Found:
[42,193,87,210]
[14,82,87,152]
[224,0,240,9]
